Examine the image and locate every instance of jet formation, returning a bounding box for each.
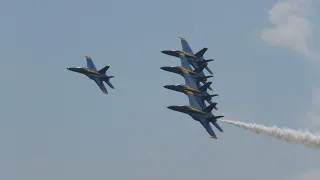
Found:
[161,37,224,139]
[67,56,115,94]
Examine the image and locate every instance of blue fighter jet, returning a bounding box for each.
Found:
[67,56,114,94]
[163,82,218,108]
[161,37,214,75]
[167,91,223,139]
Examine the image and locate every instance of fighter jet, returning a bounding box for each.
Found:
[163,82,218,108]
[160,65,213,91]
[161,37,214,75]
[67,56,114,94]
[167,91,224,139]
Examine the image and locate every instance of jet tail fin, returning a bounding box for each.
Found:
[199,82,212,92]
[98,66,110,74]
[193,65,206,74]
[203,102,218,113]
[195,48,208,58]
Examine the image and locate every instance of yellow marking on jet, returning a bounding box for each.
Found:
[84,56,92,60]
[86,69,101,76]
[178,37,185,40]
[178,52,185,56]
[103,91,108,94]
[210,136,217,139]
[178,51,197,59]
[184,90,193,95]
[187,107,207,115]
[184,86,201,93]
[181,67,197,75]
[182,52,198,59]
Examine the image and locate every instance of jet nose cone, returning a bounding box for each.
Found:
[161,50,179,57]
[161,50,169,55]
[163,85,174,90]
[167,105,180,111]
[160,67,170,71]
[67,67,81,73]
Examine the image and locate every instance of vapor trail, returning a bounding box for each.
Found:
[220,119,320,149]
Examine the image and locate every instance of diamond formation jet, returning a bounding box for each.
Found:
[67,56,115,94]
[161,37,224,139]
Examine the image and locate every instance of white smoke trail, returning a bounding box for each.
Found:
[220,119,320,149]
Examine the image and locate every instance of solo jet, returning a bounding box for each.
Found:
[161,37,214,74]
[67,56,114,94]
[167,90,223,139]
[163,82,218,108]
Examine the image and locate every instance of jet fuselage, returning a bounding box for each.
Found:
[161,50,198,59]
[167,105,214,119]
[67,67,110,81]
[163,84,215,100]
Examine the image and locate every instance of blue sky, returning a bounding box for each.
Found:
[1,0,319,179]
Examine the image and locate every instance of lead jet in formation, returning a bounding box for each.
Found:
[67,56,115,94]
[161,37,214,75]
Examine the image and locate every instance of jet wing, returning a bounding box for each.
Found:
[85,56,97,71]
[199,119,217,139]
[179,37,194,54]
[187,93,202,110]
[183,73,198,89]
[93,79,108,94]
[179,54,194,70]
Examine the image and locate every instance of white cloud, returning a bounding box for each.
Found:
[296,170,320,180]
[261,0,313,57]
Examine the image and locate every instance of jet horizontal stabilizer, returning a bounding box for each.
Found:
[197,75,213,81]
[212,121,223,132]
[214,115,224,119]
[204,66,213,75]
[201,59,214,63]
[204,94,218,101]
[208,94,218,98]
[105,80,115,89]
